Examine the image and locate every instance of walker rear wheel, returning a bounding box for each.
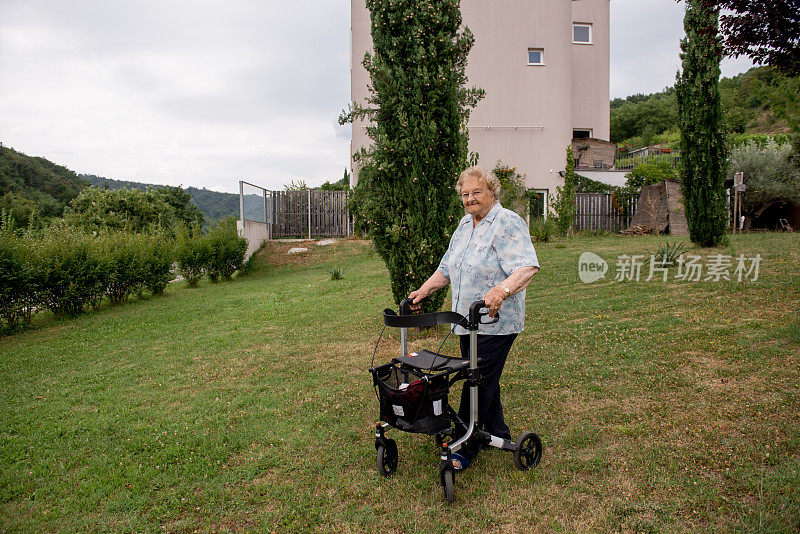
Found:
[376,440,398,477]
[513,431,542,471]
[440,467,455,503]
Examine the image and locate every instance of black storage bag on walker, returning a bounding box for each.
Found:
[373,363,450,434]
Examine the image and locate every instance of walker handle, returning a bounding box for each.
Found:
[469,300,500,327]
[399,298,415,316]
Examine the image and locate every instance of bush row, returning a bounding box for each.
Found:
[174,219,248,287]
[0,219,247,330]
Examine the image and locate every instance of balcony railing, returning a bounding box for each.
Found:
[574,147,681,172]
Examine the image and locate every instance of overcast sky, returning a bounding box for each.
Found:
[0,0,753,193]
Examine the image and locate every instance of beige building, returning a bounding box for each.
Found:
[350,0,610,216]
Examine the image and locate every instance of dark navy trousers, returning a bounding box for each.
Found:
[457,333,518,443]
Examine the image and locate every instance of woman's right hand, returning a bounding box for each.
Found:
[408,288,427,310]
[407,270,449,311]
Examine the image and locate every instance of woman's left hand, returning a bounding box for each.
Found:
[482,286,506,318]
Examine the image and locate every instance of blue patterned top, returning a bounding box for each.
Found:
[437,202,539,335]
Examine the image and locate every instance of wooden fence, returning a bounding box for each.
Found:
[271,190,351,238]
[270,190,635,237]
[574,193,637,232]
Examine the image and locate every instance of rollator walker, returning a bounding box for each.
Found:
[369,298,542,503]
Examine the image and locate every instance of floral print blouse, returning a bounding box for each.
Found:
[437,202,539,335]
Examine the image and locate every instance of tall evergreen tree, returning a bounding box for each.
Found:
[676,0,729,247]
[341,0,484,310]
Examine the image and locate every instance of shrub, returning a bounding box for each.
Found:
[576,173,617,194]
[101,232,146,304]
[730,139,800,223]
[529,217,555,243]
[652,241,688,266]
[624,161,679,190]
[29,226,106,317]
[492,162,528,216]
[205,219,247,282]
[175,226,209,288]
[0,217,38,329]
[141,236,175,295]
[97,232,173,304]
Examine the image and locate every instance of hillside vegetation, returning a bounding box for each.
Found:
[0,145,88,225]
[82,175,239,222]
[611,66,797,145]
[0,144,240,226]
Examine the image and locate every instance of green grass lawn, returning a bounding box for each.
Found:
[1,233,799,532]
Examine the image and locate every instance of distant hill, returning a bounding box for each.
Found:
[82,175,239,222]
[0,144,89,224]
[610,66,796,144]
[0,144,241,225]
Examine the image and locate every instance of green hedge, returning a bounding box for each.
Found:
[0,228,37,329]
[1,216,249,330]
[176,219,247,286]
[99,232,174,304]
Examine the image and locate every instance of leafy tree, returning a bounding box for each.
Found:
[0,193,39,229]
[757,71,800,132]
[284,179,309,191]
[610,66,799,144]
[82,174,239,223]
[158,186,204,227]
[790,133,800,171]
[730,139,800,223]
[610,92,678,143]
[339,0,484,310]
[319,168,351,190]
[676,0,729,247]
[698,0,800,76]
[319,170,350,191]
[65,187,176,233]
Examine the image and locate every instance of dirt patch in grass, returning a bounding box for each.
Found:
[252,238,372,269]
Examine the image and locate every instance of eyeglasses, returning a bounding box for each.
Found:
[461,189,484,200]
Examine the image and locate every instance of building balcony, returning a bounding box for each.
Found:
[574,146,682,172]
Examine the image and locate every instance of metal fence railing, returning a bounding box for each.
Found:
[574,147,681,172]
[239,181,271,224]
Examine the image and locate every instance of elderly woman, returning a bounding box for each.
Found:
[408,165,539,470]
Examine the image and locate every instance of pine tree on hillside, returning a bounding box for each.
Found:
[676,0,729,247]
[341,0,484,310]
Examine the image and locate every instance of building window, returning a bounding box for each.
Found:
[573,129,592,139]
[527,48,544,65]
[573,23,592,44]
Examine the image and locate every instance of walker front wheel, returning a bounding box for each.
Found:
[513,431,542,471]
[440,467,455,503]
[376,440,398,477]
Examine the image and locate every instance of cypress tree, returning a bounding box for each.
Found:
[341,0,484,310]
[676,0,728,247]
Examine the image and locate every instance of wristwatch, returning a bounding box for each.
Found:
[501,285,511,298]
